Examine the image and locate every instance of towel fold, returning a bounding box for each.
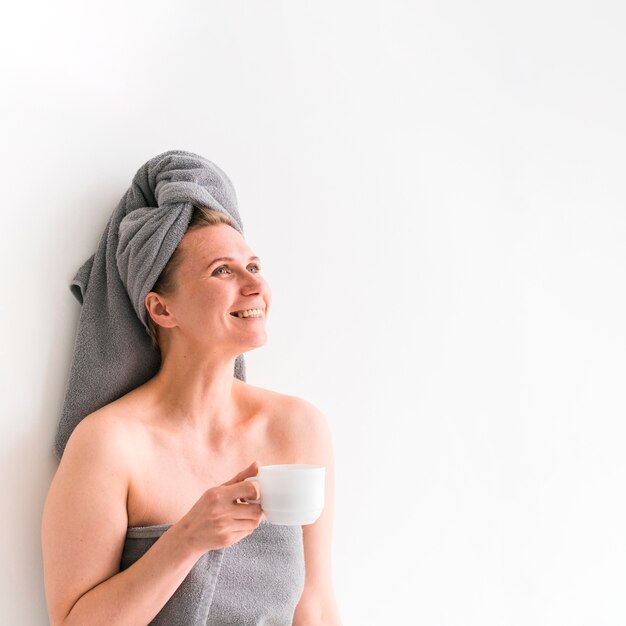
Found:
[54,149,247,460]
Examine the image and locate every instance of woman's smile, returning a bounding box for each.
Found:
[229,307,266,319]
[230,312,265,321]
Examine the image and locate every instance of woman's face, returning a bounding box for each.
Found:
[157,223,272,354]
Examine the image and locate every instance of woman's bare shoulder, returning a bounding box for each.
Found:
[62,396,144,466]
[240,382,330,453]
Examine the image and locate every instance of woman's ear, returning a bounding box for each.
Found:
[145,292,177,329]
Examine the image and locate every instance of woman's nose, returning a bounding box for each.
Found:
[240,270,265,291]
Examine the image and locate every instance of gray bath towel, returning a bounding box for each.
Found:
[121,520,305,625]
[54,149,247,461]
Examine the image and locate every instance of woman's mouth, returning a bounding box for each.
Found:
[230,308,265,319]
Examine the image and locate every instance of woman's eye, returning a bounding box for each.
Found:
[213,264,261,276]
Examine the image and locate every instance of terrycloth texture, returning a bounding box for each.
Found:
[121,520,305,625]
[54,149,247,461]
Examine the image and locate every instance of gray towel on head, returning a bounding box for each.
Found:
[54,149,247,461]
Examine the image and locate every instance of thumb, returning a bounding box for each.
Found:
[222,461,259,486]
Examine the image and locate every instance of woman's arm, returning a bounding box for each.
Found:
[288,399,343,626]
[41,414,203,626]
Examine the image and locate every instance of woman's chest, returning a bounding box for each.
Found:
[125,412,304,527]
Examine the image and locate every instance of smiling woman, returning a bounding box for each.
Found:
[41,150,342,626]
[142,216,273,366]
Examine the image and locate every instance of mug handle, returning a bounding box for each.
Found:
[243,476,261,504]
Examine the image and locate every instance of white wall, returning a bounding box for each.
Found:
[2,1,625,624]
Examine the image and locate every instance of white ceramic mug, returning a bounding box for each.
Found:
[243,464,325,525]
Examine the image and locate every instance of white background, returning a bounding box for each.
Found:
[1,1,625,624]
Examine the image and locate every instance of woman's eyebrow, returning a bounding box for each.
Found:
[208,255,260,268]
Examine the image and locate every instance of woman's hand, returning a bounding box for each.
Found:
[174,461,264,554]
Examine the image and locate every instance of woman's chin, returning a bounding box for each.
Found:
[243,336,268,350]
[230,332,268,351]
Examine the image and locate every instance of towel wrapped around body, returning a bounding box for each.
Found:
[121,520,305,625]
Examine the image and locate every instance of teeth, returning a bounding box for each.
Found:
[235,308,264,318]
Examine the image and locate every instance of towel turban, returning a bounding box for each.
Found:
[54,149,247,460]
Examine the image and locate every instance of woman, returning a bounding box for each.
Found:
[42,197,342,624]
